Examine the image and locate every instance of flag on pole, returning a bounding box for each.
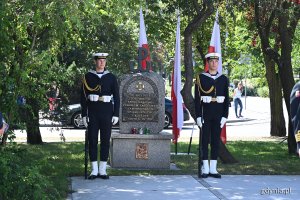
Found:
[204,10,222,74]
[171,13,184,144]
[139,7,151,70]
[205,10,227,144]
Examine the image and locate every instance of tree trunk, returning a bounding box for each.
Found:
[26,98,43,144]
[263,55,286,137]
[182,33,196,119]
[254,0,297,154]
[277,6,296,154]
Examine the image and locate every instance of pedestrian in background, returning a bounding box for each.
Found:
[233,82,243,118]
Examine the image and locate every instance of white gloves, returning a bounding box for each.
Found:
[196,117,203,128]
[201,96,212,103]
[220,117,227,128]
[112,116,119,125]
[82,116,88,128]
[102,95,112,102]
[88,94,99,101]
[216,96,225,103]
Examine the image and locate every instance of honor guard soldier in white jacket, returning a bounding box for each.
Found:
[81,52,120,179]
[290,81,300,158]
[194,52,229,178]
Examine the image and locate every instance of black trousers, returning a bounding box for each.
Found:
[201,117,222,160]
[88,104,113,162]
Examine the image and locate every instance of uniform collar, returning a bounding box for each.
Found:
[89,69,110,76]
[202,72,222,80]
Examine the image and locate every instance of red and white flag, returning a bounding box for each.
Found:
[204,10,222,74]
[171,14,184,143]
[205,10,227,144]
[139,7,151,70]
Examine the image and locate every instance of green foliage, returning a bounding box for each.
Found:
[292,25,300,78]
[249,77,268,88]
[0,0,139,138]
[244,86,258,96]
[0,0,299,142]
[0,146,60,200]
[257,86,269,98]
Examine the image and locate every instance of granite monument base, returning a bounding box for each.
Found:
[110,132,172,169]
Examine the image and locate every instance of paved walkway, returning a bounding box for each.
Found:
[70,175,300,200]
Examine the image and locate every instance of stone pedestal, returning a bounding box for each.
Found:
[110,132,172,169]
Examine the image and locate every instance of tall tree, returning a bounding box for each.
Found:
[0,0,88,144]
[254,0,300,153]
[239,2,287,137]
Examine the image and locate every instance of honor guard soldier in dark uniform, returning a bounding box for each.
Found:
[194,52,229,178]
[290,81,300,158]
[81,52,120,179]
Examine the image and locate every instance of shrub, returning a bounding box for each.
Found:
[243,86,258,96]
[0,146,60,200]
[257,86,269,98]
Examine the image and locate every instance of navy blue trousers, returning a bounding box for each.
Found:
[201,117,222,160]
[87,103,113,162]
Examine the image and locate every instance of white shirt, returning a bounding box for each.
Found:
[234,88,242,99]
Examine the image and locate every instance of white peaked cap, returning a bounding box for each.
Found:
[93,53,109,58]
[205,52,220,59]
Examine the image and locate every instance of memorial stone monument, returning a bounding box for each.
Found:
[119,72,164,134]
[110,47,172,169]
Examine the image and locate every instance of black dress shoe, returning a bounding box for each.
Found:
[98,174,109,179]
[201,173,209,178]
[209,173,221,178]
[88,175,97,180]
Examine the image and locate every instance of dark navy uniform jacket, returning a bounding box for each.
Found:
[290,81,300,152]
[195,72,229,120]
[81,69,120,118]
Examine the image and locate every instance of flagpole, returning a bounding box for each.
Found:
[175,9,179,156]
[172,9,183,153]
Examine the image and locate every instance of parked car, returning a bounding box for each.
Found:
[62,98,190,129]
[164,98,190,128]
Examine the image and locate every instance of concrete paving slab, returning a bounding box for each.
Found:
[205,175,300,200]
[71,175,218,200]
[71,175,300,200]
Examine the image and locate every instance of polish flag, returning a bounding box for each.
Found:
[139,7,151,70]
[206,10,227,144]
[171,14,183,144]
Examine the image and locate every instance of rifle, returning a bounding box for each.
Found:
[187,122,195,155]
[84,127,89,179]
[198,124,203,178]
[196,75,203,178]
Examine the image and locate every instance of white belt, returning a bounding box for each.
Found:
[201,96,225,103]
[88,95,112,102]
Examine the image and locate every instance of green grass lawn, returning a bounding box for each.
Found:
[1,141,300,199]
